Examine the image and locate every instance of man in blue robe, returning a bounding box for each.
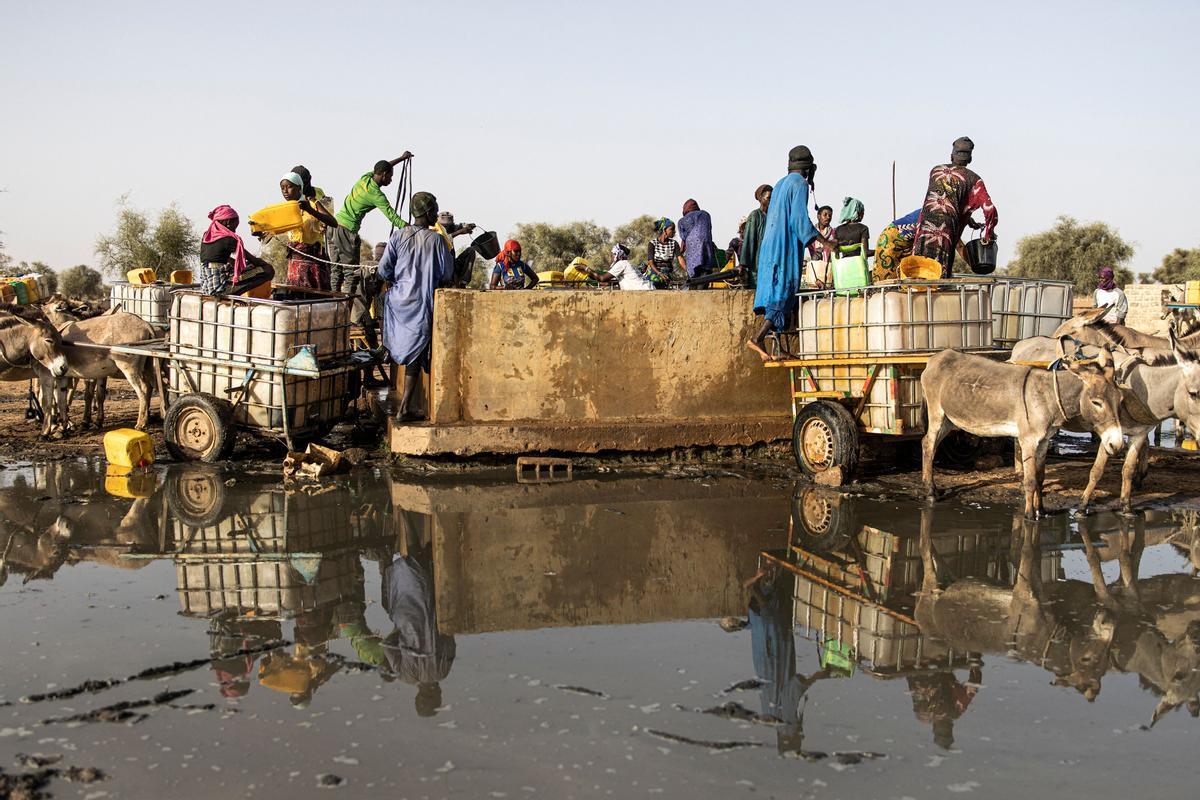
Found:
[748,146,837,361]
[377,191,452,421]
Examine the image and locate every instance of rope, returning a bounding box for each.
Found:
[1052,368,1070,422]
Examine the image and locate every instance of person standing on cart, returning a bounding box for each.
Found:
[748,145,838,362]
[376,191,452,422]
[908,137,997,279]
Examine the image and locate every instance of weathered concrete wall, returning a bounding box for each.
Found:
[391,289,791,455]
[391,478,789,634]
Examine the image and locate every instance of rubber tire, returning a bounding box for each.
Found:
[164,393,235,463]
[164,464,228,527]
[937,431,984,469]
[791,485,857,554]
[792,400,860,480]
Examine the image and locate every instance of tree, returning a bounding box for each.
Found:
[59,265,106,299]
[15,261,57,295]
[1146,247,1200,285]
[1005,216,1134,293]
[94,197,200,279]
[510,220,612,273]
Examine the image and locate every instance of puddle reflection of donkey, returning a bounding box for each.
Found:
[914,509,1115,701]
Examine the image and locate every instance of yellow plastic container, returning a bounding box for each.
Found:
[536,270,564,287]
[104,428,155,468]
[20,277,40,302]
[248,201,304,236]
[170,269,193,285]
[244,281,273,299]
[899,255,942,281]
[104,465,157,498]
[1186,280,1200,306]
[127,268,157,285]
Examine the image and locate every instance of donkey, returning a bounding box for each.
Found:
[56,311,158,431]
[922,338,1124,518]
[1053,306,1200,356]
[0,308,70,437]
[914,510,1116,701]
[1011,332,1200,513]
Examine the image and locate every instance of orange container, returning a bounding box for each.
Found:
[0,283,14,304]
[170,269,193,285]
[244,281,273,299]
[899,255,942,281]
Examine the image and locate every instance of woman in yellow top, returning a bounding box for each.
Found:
[280,171,339,290]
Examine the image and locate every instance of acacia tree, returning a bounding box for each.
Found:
[509,220,612,273]
[59,265,106,299]
[1005,216,1134,293]
[1146,247,1200,284]
[94,197,200,278]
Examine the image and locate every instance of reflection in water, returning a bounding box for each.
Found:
[777,485,1200,747]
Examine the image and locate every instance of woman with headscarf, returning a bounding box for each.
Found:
[198,205,276,297]
[872,208,921,282]
[1094,267,1128,324]
[584,244,654,291]
[489,240,540,290]
[277,171,339,290]
[832,197,872,258]
[646,218,685,288]
[907,136,998,279]
[740,184,772,290]
[677,199,716,282]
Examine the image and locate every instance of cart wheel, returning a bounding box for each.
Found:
[164,464,228,527]
[937,431,984,469]
[164,393,235,463]
[792,400,859,479]
[791,485,857,553]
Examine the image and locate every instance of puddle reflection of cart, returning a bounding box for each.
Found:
[765,278,1073,479]
[66,289,369,461]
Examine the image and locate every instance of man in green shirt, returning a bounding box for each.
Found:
[328,152,412,348]
[329,152,413,296]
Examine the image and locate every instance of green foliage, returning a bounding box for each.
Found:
[94,197,200,278]
[509,216,659,274]
[14,261,58,294]
[1147,247,1200,284]
[59,264,106,299]
[1005,215,1134,293]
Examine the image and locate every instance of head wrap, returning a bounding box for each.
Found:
[410,191,437,220]
[498,239,521,265]
[654,217,674,234]
[754,184,772,202]
[203,205,246,282]
[281,171,305,195]
[611,243,630,260]
[682,199,700,216]
[951,136,974,165]
[1098,267,1117,292]
[838,197,865,224]
[788,145,814,171]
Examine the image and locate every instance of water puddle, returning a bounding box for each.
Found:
[1,460,1197,797]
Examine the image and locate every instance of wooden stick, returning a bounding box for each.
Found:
[891,160,897,221]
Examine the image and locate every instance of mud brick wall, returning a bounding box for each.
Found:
[1124,282,1181,335]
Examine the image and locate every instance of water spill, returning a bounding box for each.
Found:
[0,459,1198,798]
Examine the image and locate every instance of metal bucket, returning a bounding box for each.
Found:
[471,230,500,260]
[965,238,998,275]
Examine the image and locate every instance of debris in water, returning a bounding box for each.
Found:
[645,729,762,752]
[553,685,609,699]
[695,701,780,726]
[15,754,63,769]
[718,617,748,633]
[721,678,765,694]
[41,689,194,726]
[316,773,345,788]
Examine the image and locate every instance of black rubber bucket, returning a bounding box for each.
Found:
[472,230,500,260]
[965,238,998,275]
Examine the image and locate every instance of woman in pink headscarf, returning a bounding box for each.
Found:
[198,205,275,296]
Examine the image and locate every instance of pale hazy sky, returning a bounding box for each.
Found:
[2,0,1198,275]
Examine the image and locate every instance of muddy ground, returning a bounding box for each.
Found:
[3,378,1200,513]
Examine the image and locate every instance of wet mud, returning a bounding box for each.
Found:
[2,448,1200,798]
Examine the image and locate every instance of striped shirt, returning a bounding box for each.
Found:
[334,172,407,233]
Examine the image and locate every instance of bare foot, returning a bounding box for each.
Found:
[746,339,773,363]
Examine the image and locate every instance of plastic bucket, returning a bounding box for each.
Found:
[899,255,942,280]
[965,238,998,275]
[472,230,500,260]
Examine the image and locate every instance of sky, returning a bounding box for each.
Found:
[2,0,1198,276]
